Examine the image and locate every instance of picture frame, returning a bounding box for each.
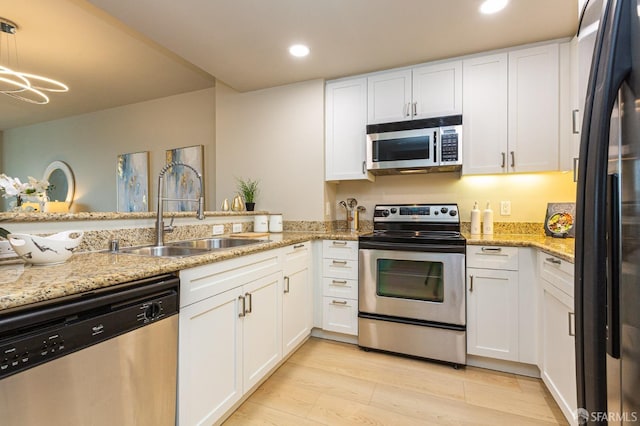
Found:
[116,151,149,212]
[544,202,576,238]
[165,145,204,212]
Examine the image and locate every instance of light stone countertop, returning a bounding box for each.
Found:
[0,230,574,312]
[0,231,359,312]
[465,233,575,263]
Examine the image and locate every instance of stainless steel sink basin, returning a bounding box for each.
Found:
[169,237,265,250]
[118,245,211,257]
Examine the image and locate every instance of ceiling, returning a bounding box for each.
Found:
[1,0,578,130]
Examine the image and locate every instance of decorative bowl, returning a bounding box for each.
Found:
[8,231,84,265]
[0,240,15,259]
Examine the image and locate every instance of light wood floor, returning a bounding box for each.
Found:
[223,337,569,425]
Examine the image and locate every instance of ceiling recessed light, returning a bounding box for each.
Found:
[289,44,310,58]
[480,0,509,14]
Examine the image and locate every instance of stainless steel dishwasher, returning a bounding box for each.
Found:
[0,274,179,426]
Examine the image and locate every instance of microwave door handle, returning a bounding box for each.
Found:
[433,131,437,163]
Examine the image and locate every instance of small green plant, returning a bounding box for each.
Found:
[236,177,259,203]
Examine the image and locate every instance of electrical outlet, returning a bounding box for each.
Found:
[500,201,511,216]
[232,223,242,233]
[212,225,225,235]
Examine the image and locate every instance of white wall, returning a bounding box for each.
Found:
[215,81,325,221]
[2,88,215,212]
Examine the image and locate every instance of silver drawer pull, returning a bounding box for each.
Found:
[481,247,502,253]
[332,260,348,265]
[568,312,575,336]
[293,244,305,249]
[332,279,348,285]
[546,257,562,265]
[332,241,348,246]
[469,275,474,292]
[331,300,348,305]
[238,296,246,318]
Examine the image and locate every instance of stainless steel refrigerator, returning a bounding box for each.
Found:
[575,0,640,424]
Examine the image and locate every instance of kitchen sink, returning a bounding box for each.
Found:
[118,245,211,258]
[116,237,266,258]
[170,237,265,250]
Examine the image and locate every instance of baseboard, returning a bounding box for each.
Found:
[467,354,541,378]
[311,327,358,344]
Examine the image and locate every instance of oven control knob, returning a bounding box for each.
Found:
[449,210,457,217]
[390,208,397,214]
[441,207,448,214]
[434,211,439,215]
[382,210,390,217]
[144,302,163,320]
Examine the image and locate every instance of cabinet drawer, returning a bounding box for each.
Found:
[322,277,358,299]
[539,252,574,298]
[283,241,310,274]
[323,240,358,260]
[322,258,358,280]
[467,246,519,270]
[322,296,358,335]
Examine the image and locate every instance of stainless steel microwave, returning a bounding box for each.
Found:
[366,115,462,175]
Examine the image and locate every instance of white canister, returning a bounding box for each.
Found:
[254,215,269,233]
[269,214,283,233]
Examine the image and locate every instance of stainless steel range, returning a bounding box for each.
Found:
[358,203,466,366]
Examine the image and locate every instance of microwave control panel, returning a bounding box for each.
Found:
[440,130,459,162]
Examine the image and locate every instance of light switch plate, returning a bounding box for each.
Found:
[232,223,242,233]
[212,225,225,235]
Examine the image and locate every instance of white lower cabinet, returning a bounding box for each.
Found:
[539,253,577,425]
[321,240,359,336]
[282,242,312,357]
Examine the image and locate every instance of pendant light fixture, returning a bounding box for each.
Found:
[0,17,68,105]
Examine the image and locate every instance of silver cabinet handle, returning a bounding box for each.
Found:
[331,300,348,305]
[572,109,580,134]
[481,247,502,253]
[245,292,252,314]
[469,275,474,292]
[412,101,417,117]
[362,160,366,175]
[573,157,579,183]
[331,279,348,285]
[501,152,506,168]
[405,103,411,117]
[332,260,348,265]
[284,276,290,294]
[332,241,348,246]
[238,295,246,317]
[568,312,575,336]
[545,257,562,265]
[293,244,305,249]
[510,151,515,168]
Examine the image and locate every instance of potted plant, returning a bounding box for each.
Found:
[236,177,259,211]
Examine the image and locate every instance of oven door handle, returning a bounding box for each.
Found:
[359,241,465,254]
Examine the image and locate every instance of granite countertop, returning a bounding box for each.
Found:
[0,232,358,312]
[464,233,575,263]
[0,230,574,313]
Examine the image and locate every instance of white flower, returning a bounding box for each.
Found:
[0,174,49,198]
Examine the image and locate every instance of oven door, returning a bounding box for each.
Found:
[366,127,439,171]
[359,248,465,326]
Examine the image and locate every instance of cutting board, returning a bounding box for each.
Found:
[230,232,270,238]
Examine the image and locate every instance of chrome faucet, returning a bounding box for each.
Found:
[155,161,205,246]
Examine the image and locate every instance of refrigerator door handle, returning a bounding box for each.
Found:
[606,173,621,359]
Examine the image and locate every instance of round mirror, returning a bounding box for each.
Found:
[43,161,75,204]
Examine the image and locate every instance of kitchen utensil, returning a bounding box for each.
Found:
[347,198,358,209]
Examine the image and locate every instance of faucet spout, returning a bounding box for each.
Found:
[155,161,205,246]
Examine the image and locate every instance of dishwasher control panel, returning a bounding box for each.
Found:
[0,285,178,381]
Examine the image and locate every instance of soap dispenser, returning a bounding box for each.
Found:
[483,201,494,235]
[470,202,481,235]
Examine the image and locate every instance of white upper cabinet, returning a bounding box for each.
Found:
[367,61,462,124]
[462,53,509,175]
[325,78,374,182]
[463,43,560,175]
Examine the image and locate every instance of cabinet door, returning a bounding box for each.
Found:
[283,244,312,356]
[462,53,508,175]
[242,271,282,392]
[508,44,560,172]
[541,282,577,424]
[178,287,243,426]
[325,78,373,181]
[413,61,462,119]
[322,296,358,335]
[367,69,412,124]
[466,267,519,361]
